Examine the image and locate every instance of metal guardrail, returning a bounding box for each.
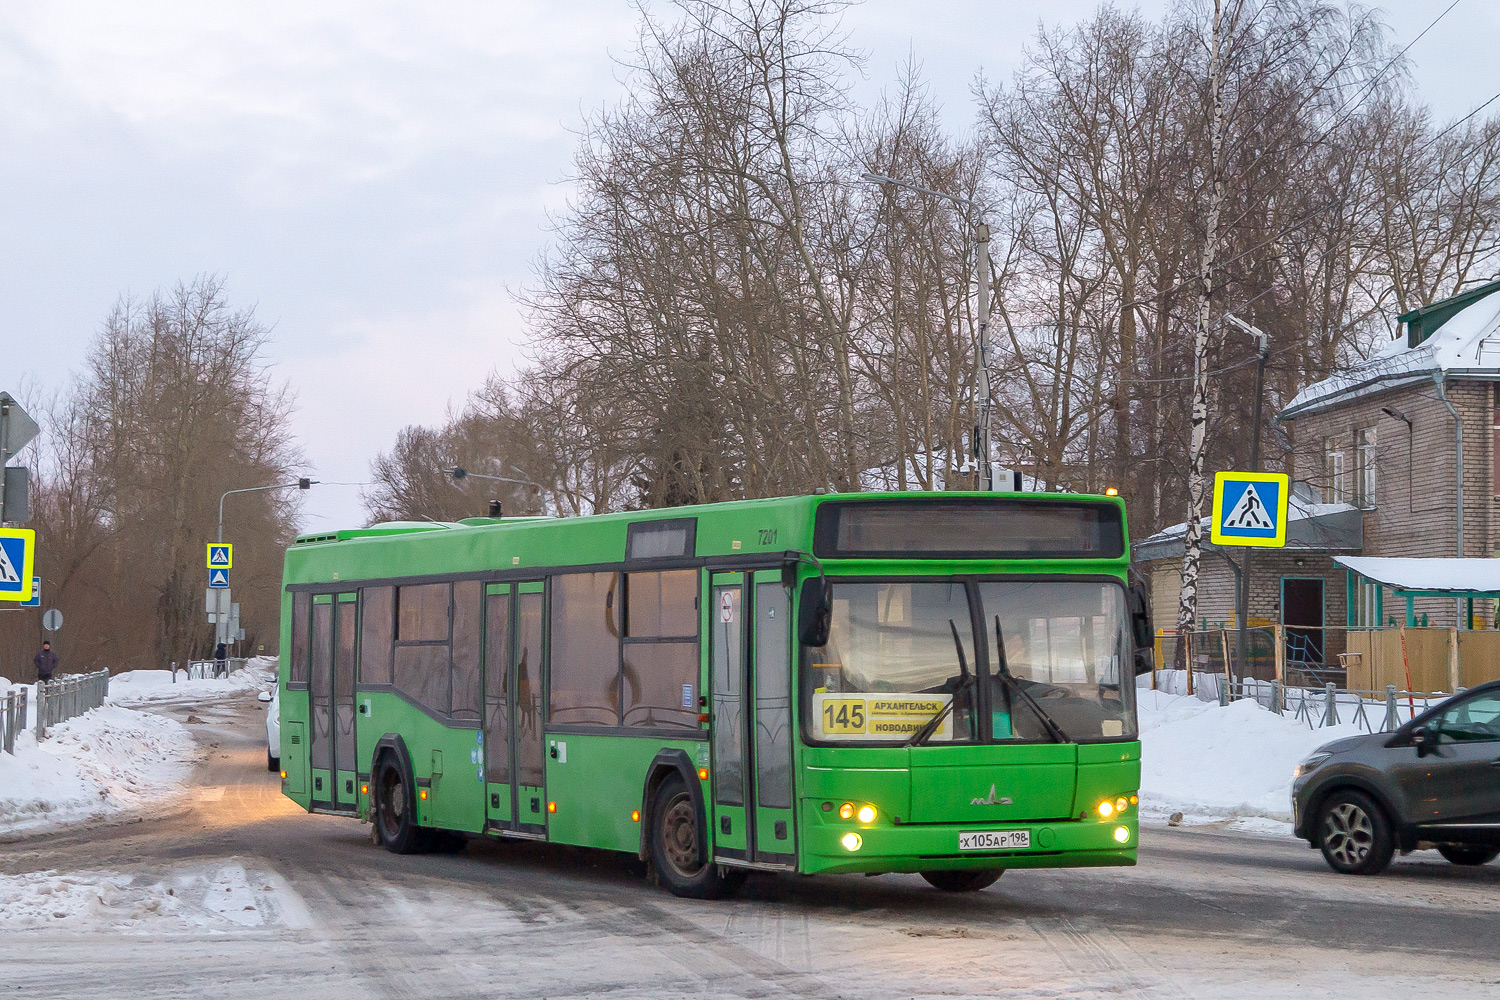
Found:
[34,670,111,740]
[174,657,248,681]
[2,687,28,754]
[1212,676,1453,734]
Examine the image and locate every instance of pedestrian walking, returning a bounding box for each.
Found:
[34,641,57,685]
[215,640,228,678]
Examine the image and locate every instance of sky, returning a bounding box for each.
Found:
[2,0,1497,534]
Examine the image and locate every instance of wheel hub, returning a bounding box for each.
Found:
[1323,802,1373,866]
[661,794,701,877]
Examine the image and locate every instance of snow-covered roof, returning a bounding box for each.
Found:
[1333,556,1500,594]
[1280,290,1500,419]
[1134,492,1362,563]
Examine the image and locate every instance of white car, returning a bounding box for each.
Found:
[260,688,280,771]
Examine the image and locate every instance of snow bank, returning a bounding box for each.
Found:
[1137,689,1368,833]
[109,656,274,706]
[0,705,198,839]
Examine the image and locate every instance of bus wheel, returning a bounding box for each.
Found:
[920,869,1003,892]
[1437,844,1500,866]
[374,754,423,855]
[650,775,744,899]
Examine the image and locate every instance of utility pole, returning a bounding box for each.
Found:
[861,172,995,490]
[1225,313,1270,678]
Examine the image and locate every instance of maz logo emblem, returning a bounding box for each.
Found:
[971,784,1013,806]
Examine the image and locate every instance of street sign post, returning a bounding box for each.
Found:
[42,608,62,632]
[0,527,36,602]
[1210,472,1289,548]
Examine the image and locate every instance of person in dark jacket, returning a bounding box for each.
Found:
[34,641,57,684]
[214,641,228,677]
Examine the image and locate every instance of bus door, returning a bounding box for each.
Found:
[310,591,359,811]
[483,581,548,836]
[708,570,796,867]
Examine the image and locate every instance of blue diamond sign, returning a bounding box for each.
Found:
[1210,472,1289,548]
[0,528,36,602]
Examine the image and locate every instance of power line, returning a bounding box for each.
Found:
[1431,88,1500,145]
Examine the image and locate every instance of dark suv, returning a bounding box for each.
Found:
[1292,680,1500,874]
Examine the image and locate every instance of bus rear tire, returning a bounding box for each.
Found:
[374,753,424,855]
[920,869,1003,892]
[650,775,744,899]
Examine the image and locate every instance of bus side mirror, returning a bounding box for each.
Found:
[1128,579,1153,675]
[798,578,833,648]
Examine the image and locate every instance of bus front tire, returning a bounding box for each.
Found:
[649,775,745,899]
[920,869,1004,892]
[374,754,424,855]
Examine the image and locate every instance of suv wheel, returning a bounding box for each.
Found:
[1437,844,1500,866]
[1316,790,1394,875]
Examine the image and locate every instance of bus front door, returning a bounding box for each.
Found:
[709,571,796,868]
[311,591,359,812]
[483,581,548,836]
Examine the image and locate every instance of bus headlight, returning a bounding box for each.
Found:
[1114,826,1130,844]
[841,832,862,851]
[839,802,855,820]
[856,805,876,824]
[1097,800,1115,818]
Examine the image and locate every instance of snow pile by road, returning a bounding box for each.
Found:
[0,705,198,839]
[0,862,312,932]
[109,656,275,706]
[1137,689,1368,833]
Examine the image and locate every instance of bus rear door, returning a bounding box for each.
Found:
[310,591,359,812]
[483,581,548,836]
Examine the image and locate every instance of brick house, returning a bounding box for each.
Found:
[1137,278,1500,668]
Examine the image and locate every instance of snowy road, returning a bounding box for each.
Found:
[2,696,1497,1000]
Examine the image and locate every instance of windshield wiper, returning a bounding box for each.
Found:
[994,615,1070,744]
[907,619,974,747]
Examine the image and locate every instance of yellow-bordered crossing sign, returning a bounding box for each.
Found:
[0,528,36,602]
[1210,472,1289,548]
[207,543,233,569]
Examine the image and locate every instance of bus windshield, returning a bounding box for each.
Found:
[801,579,1135,744]
[979,580,1134,742]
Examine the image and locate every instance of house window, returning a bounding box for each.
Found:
[1323,437,1348,503]
[1355,427,1376,507]
[1352,580,1381,627]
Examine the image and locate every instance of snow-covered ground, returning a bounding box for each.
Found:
[0,861,313,932]
[1137,688,1369,835]
[0,656,275,840]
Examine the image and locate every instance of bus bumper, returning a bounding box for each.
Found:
[798,815,1138,875]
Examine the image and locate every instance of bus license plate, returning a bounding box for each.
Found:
[958,830,1030,851]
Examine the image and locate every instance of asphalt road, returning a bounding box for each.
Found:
[2,695,1498,1000]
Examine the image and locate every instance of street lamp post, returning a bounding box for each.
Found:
[862,172,994,491]
[1224,313,1270,680]
[218,478,316,542]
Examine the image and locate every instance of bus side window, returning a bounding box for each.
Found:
[549,573,621,726]
[358,587,394,685]
[622,569,699,730]
[393,582,452,717]
[451,581,482,721]
[289,591,311,685]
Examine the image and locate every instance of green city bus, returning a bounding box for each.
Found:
[276,492,1151,897]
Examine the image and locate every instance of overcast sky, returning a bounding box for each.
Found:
[3,0,1496,533]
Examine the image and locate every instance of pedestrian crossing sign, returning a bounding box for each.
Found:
[1210,472,1289,548]
[0,528,36,602]
[207,543,233,569]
